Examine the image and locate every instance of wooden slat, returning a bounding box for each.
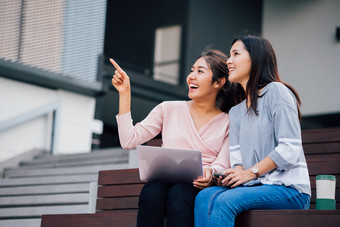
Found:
[307,161,340,175]
[305,153,340,162]
[96,209,138,214]
[235,210,340,227]
[303,142,340,155]
[146,139,162,147]
[97,184,144,198]
[302,128,340,144]
[41,212,138,227]
[309,204,316,209]
[98,169,142,185]
[96,197,139,210]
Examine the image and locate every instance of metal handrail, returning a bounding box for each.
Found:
[0,102,61,155]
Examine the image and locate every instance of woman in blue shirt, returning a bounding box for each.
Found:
[194,34,311,227]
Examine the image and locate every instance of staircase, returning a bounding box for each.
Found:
[0,147,132,227]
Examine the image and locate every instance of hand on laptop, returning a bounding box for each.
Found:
[193,167,213,189]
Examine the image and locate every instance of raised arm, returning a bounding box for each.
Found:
[110,58,131,115]
[110,58,164,149]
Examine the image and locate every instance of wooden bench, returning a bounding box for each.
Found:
[41,128,340,226]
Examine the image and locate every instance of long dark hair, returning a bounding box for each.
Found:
[231,35,302,119]
[200,49,237,113]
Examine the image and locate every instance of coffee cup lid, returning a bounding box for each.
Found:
[316,175,336,181]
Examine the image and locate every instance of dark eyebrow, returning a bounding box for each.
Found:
[198,66,208,70]
[230,49,239,54]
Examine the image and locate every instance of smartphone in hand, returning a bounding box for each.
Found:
[213,173,227,179]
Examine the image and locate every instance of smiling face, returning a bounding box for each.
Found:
[186,57,220,101]
[227,40,252,90]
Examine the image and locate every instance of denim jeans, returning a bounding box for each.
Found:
[137,181,200,227]
[194,184,310,227]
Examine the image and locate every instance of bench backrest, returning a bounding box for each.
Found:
[96,128,340,212]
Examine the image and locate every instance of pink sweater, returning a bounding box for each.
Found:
[116,101,230,173]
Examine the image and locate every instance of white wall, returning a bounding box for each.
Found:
[0,77,95,162]
[262,0,340,116]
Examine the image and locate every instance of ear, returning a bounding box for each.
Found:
[214,77,226,88]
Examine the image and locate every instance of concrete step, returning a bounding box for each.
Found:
[0,147,127,224]
[0,174,98,187]
[4,163,129,178]
[0,149,46,177]
[0,204,89,219]
[0,193,89,207]
[21,152,128,166]
[35,147,128,162]
[24,154,128,166]
[0,218,41,227]
[29,150,129,165]
[18,157,128,169]
[0,183,90,196]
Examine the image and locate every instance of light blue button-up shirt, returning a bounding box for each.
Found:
[229,82,311,196]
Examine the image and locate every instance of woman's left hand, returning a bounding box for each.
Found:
[193,167,213,189]
[221,167,255,188]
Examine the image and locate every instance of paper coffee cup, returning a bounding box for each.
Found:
[316,175,336,210]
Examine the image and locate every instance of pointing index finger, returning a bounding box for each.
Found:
[110,58,123,71]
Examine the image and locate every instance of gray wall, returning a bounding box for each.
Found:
[263,0,340,116]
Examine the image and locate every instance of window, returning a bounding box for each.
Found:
[153,25,182,85]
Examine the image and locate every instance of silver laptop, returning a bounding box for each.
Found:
[136,145,203,183]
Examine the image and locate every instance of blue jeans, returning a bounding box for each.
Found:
[194,184,310,227]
